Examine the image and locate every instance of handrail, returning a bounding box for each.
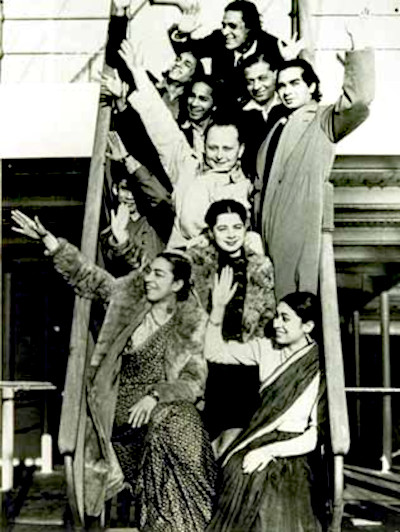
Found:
[57,21,112,527]
[320,181,350,531]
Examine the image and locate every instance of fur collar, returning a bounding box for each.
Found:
[163,293,206,355]
[188,239,275,340]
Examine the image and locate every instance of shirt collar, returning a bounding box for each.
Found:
[181,116,213,132]
[234,39,258,65]
[201,162,246,184]
[242,95,279,120]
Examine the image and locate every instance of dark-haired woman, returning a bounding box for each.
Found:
[11,210,216,532]
[205,268,324,531]
[184,199,275,455]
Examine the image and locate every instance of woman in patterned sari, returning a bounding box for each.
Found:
[205,267,325,531]
[11,210,216,532]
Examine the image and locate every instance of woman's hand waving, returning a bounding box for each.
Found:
[211,266,238,310]
[209,266,237,326]
[11,210,60,253]
[11,210,48,240]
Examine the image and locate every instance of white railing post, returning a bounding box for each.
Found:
[1,387,15,491]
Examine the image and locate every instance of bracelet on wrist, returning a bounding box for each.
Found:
[148,389,160,402]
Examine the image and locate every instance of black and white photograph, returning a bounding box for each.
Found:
[1,0,400,530]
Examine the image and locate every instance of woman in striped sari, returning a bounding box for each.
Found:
[205,267,325,531]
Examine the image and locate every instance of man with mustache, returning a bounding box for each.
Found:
[167,0,283,104]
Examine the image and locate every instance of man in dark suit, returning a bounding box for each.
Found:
[167,0,283,103]
[239,52,288,180]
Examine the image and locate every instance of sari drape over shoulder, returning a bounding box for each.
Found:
[208,344,324,532]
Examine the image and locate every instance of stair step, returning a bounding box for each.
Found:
[9,467,67,527]
[345,464,400,496]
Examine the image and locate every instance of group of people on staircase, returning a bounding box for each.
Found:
[11,0,374,530]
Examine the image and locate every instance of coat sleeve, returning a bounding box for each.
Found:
[151,312,208,403]
[321,48,375,143]
[51,239,115,303]
[253,254,276,335]
[130,165,175,243]
[127,72,198,191]
[169,26,220,58]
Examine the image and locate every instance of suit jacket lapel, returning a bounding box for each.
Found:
[278,103,318,166]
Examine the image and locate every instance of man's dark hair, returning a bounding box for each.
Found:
[205,199,248,229]
[167,50,204,83]
[224,0,262,35]
[241,53,274,74]
[189,74,220,105]
[277,59,322,102]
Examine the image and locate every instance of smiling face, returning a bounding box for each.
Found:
[187,81,215,123]
[273,302,313,347]
[204,124,244,172]
[244,61,275,105]
[221,10,250,50]
[112,179,139,217]
[212,212,246,256]
[168,52,197,84]
[144,257,182,303]
[277,66,315,110]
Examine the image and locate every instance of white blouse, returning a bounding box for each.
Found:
[205,328,319,435]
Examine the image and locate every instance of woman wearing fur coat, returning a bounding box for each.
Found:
[11,209,216,532]
[184,199,275,456]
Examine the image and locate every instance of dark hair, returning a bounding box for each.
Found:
[111,173,134,190]
[279,292,319,328]
[179,74,220,124]
[157,251,192,301]
[172,49,204,82]
[205,199,247,229]
[204,114,244,144]
[277,59,322,102]
[224,0,262,35]
[188,73,220,102]
[241,52,274,74]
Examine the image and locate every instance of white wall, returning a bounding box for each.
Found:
[0,0,399,157]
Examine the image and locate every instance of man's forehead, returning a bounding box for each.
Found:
[223,9,245,25]
[206,124,239,141]
[245,61,273,78]
[178,52,196,64]
[191,81,213,95]
[278,66,304,82]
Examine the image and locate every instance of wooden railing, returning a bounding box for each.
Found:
[57,52,111,529]
[320,181,351,532]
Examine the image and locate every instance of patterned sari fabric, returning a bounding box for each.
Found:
[112,317,216,532]
[208,345,323,532]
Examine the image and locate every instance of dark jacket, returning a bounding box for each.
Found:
[171,27,282,102]
[101,164,174,276]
